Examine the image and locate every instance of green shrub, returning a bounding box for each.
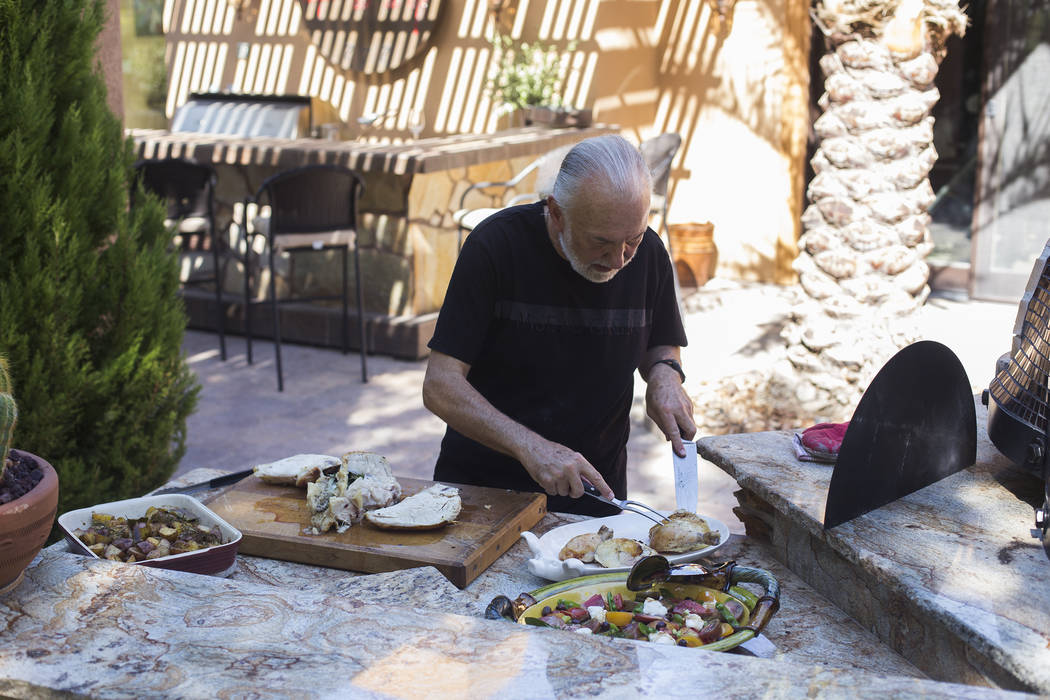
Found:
[0,0,199,518]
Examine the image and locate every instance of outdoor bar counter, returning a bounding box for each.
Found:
[130,126,615,359]
[698,398,1050,694]
[0,466,1038,698]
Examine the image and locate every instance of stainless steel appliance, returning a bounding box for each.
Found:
[983,239,1050,558]
[171,93,313,139]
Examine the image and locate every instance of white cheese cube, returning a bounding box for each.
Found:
[641,598,668,618]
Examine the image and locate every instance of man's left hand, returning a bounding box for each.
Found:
[645,361,696,457]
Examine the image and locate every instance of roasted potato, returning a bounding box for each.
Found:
[72,507,224,563]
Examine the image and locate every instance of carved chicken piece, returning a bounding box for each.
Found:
[593,537,656,568]
[253,454,341,487]
[648,510,720,553]
[558,524,614,562]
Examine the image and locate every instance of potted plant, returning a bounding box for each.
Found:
[0,356,59,594]
[489,34,588,127]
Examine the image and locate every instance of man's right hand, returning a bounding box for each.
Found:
[518,439,614,500]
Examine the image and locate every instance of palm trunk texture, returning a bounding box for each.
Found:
[782,0,967,419]
[689,1,966,435]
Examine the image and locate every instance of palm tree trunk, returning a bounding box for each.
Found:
[782,0,967,419]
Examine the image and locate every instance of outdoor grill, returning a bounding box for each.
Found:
[171,93,313,139]
[984,239,1050,558]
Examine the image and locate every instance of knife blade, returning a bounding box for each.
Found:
[672,440,699,512]
[151,468,255,495]
[734,634,776,658]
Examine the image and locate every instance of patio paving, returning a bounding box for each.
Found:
[176,280,1018,534]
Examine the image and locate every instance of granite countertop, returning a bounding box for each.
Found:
[3,550,1032,699]
[0,467,1039,698]
[697,398,1050,693]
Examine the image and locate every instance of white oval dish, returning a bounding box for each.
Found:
[58,494,242,577]
[521,511,729,582]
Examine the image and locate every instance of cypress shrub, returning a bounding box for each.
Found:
[0,0,199,517]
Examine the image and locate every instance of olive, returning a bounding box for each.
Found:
[655,621,666,630]
[600,622,610,632]
[542,606,552,616]
[677,639,688,646]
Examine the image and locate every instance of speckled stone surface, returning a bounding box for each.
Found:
[3,466,1034,697]
[698,399,1050,694]
[226,525,926,680]
[1,547,1035,699]
[147,470,922,677]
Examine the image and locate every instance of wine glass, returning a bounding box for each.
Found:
[408,108,425,140]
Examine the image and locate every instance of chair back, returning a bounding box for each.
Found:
[498,143,575,208]
[133,158,216,222]
[532,143,576,199]
[640,133,681,199]
[255,164,364,235]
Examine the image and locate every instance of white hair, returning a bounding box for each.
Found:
[549,134,652,218]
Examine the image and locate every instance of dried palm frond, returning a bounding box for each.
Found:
[813,0,967,46]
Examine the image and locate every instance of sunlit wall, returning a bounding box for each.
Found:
[152,0,809,283]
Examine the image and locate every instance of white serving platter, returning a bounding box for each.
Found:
[521,511,730,582]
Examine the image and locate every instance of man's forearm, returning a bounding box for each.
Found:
[422,370,541,463]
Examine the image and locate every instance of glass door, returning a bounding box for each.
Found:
[971,0,1050,302]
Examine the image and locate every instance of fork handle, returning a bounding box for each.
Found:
[581,481,625,509]
[582,481,624,504]
[581,481,615,505]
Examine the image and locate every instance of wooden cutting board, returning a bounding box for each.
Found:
[204,476,546,588]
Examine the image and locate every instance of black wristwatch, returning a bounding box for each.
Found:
[649,358,685,383]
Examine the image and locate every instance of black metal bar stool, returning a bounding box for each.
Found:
[133,158,227,360]
[242,164,367,391]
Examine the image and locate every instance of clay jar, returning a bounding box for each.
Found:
[0,449,59,593]
[668,222,718,288]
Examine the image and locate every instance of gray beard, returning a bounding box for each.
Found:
[559,227,625,284]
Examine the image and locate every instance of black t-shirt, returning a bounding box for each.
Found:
[428,201,687,515]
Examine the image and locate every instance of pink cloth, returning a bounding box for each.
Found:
[793,421,850,463]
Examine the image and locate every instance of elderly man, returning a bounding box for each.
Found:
[422,134,694,515]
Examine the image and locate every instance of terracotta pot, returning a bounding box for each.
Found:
[0,449,59,593]
[525,106,593,128]
[668,222,718,288]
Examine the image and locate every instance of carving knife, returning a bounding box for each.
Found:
[672,440,699,512]
[151,468,255,495]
